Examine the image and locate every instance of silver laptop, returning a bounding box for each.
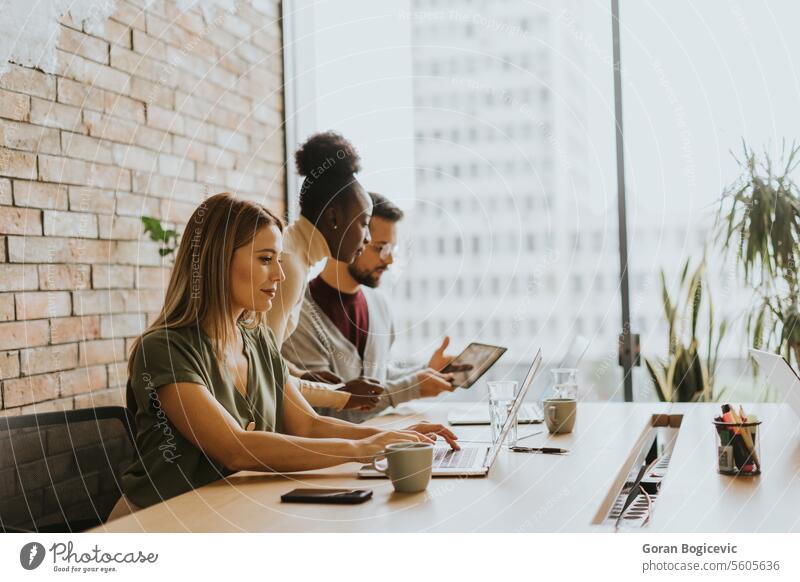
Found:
[749,349,800,418]
[447,402,543,426]
[359,349,543,478]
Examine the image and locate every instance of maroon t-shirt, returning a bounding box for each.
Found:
[308,275,369,359]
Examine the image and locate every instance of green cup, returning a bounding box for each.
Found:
[371,442,433,493]
[543,398,577,434]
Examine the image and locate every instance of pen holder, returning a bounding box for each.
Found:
[713,420,761,476]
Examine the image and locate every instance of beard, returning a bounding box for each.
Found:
[348,263,384,288]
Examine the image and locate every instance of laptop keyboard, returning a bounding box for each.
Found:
[433,446,481,469]
[521,403,543,419]
[448,402,543,424]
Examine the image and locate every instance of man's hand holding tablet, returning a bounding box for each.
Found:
[417,336,474,396]
[441,342,507,388]
[427,336,474,373]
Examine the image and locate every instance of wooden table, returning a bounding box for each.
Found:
[91,402,800,532]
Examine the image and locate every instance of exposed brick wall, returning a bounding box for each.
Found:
[0,0,286,416]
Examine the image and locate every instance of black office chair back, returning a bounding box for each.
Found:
[0,405,136,533]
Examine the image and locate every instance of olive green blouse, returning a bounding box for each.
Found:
[122,323,287,508]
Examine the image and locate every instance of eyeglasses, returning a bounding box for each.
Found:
[367,242,398,260]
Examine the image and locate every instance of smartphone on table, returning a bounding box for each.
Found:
[280,488,373,504]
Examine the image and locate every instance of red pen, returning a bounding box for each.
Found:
[721,404,737,434]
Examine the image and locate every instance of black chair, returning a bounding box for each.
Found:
[0,405,136,533]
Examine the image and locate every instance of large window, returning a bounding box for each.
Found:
[620,1,800,401]
[387,0,623,401]
[283,0,800,402]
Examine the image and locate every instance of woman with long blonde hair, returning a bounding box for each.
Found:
[110,193,457,519]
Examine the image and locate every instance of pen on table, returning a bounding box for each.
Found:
[511,446,569,455]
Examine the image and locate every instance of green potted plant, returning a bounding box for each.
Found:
[717,141,800,367]
[645,257,728,402]
[141,217,180,260]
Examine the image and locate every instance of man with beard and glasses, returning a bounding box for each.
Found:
[281,193,469,422]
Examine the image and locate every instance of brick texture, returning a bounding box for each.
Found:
[0,0,285,414]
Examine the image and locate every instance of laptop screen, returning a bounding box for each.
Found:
[485,349,543,465]
[749,349,800,418]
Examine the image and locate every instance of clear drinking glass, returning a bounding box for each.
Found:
[550,368,579,399]
[488,380,519,448]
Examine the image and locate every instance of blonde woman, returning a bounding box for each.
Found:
[109,193,457,520]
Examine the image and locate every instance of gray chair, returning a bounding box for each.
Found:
[0,405,136,532]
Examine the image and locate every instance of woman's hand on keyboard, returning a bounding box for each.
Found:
[404,422,460,450]
[353,430,435,463]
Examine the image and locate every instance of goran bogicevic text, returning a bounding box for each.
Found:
[643,543,738,557]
